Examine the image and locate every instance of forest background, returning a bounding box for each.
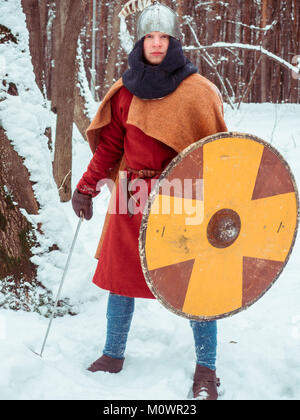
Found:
[33,0,300,104]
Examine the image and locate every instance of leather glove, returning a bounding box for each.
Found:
[71,189,93,220]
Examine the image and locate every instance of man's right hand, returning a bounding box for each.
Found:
[71,189,93,220]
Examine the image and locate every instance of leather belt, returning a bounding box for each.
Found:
[126,167,161,179]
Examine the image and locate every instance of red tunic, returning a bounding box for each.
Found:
[77,87,177,298]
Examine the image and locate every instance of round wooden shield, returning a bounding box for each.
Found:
[139,132,299,321]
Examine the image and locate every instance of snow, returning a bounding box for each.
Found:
[119,16,134,55]
[0,0,300,401]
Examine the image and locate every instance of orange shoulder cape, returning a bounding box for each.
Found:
[85,74,227,258]
[86,73,226,155]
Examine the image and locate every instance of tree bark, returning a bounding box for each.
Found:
[0,128,38,305]
[52,0,86,202]
[74,60,92,139]
[260,0,268,102]
[290,0,300,102]
[21,0,44,94]
[51,0,71,110]
[103,2,120,92]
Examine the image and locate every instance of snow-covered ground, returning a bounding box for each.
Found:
[1,104,300,401]
[1,0,300,401]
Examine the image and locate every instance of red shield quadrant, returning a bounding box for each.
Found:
[139,132,299,321]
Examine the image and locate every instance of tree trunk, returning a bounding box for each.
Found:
[0,24,38,297]
[0,127,39,309]
[103,2,120,92]
[260,0,268,102]
[74,59,92,139]
[21,0,44,94]
[52,0,85,202]
[290,0,300,102]
[51,0,71,111]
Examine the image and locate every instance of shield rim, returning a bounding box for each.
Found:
[139,131,300,321]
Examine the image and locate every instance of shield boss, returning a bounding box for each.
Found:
[139,133,299,320]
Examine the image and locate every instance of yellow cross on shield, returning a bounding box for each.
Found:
[139,132,299,320]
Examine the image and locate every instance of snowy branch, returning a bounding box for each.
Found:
[220,19,278,32]
[183,42,300,75]
[186,21,235,109]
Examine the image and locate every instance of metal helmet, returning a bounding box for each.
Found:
[137,3,181,40]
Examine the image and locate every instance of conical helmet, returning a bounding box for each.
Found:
[137,3,181,40]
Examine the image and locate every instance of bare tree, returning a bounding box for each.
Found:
[21,0,44,93]
[22,0,90,202]
[0,127,38,295]
[0,23,44,312]
[52,0,86,202]
[260,0,268,102]
[104,2,122,90]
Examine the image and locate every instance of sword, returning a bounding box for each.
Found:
[30,211,84,358]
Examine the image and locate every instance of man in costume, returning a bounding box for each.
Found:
[72,3,227,400]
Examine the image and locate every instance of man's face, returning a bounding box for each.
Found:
[143,31,170,65]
